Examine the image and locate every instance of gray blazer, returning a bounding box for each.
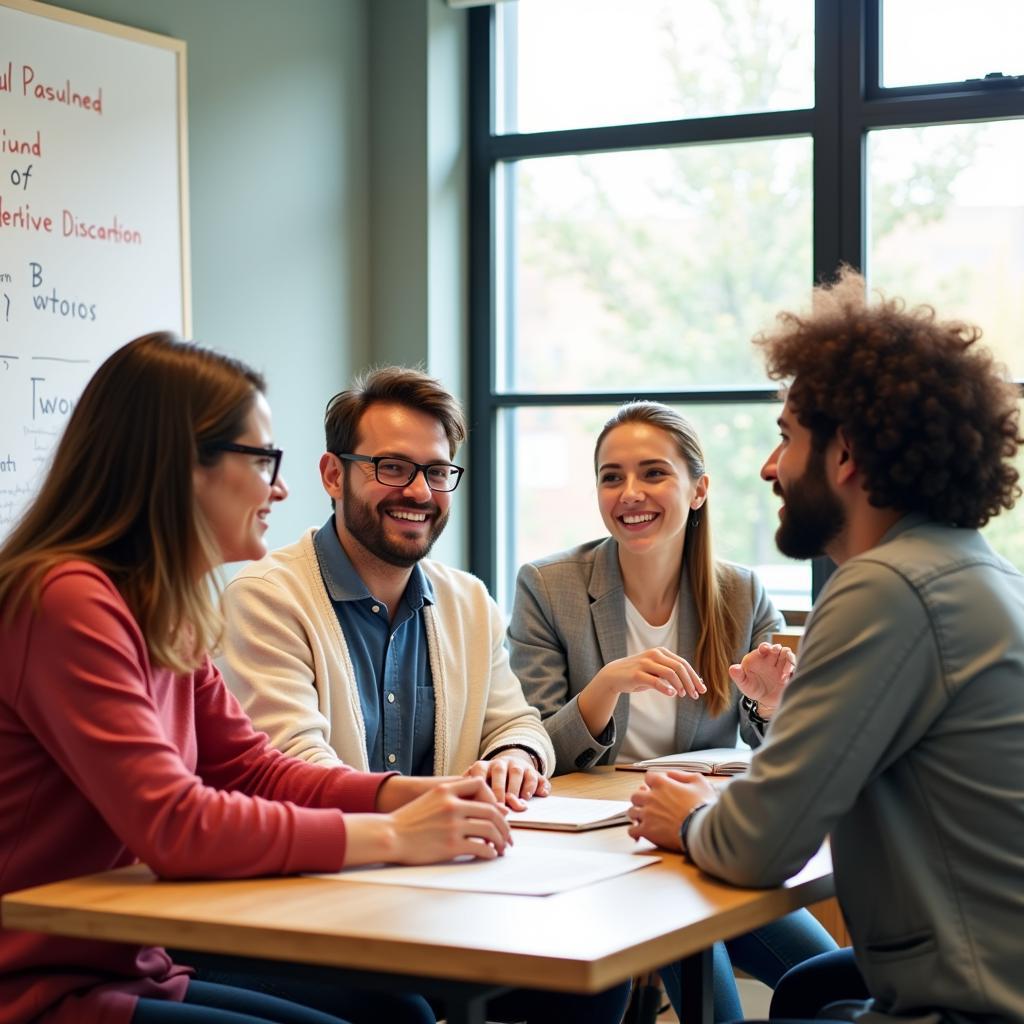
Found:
[508,537,782,773]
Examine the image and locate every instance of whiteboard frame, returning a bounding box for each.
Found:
[0,0,192,335]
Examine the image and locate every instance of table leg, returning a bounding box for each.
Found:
[679,946,714,1024]
[623,970,664,1024]
[445,991,492,1024]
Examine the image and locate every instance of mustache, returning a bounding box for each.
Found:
[379,497,440,516]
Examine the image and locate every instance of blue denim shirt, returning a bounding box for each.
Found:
[313,518,435,775]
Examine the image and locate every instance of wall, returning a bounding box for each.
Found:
[38,0,371,550]
[368,0,469,567]
[34,0,471,567]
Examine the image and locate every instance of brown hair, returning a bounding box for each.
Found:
[757,267,1022,527]
[325,365,467,460]
[595,402,739,716]
[0,332,265,672]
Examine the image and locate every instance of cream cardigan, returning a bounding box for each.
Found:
[219,529,553,775]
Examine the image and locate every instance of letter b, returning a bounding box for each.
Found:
[30,261,43,288]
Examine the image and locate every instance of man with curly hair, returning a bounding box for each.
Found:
[628,268,1024,1022]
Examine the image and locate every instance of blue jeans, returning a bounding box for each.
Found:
[133,979,365,1023]
[138,968,434,1024]
[660,909,838,1023]
[168,957,630,1024]
[769,947,867,1019]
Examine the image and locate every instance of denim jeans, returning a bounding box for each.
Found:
[132,979,384,1024]
[660,908,838,1023]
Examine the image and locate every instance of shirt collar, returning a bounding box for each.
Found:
[313,517,435,609]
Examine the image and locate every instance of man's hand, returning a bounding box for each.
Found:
[627,770,716,851]
[463,749,550,811]
[728,641,796,718]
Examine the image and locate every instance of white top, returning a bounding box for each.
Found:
[615,596,680,764]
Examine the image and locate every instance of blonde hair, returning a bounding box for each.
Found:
[595,401,739,717]
[0,332,265,673]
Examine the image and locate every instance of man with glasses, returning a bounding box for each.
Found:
[219,366,554,808]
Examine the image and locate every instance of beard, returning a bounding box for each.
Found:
[342,470,448,568]
[775,445,846,560]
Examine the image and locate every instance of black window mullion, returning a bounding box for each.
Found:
[468,6,498,591]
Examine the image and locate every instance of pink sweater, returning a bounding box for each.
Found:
[0,563,389,1024]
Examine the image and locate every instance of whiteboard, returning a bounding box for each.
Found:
[0,0,190,539]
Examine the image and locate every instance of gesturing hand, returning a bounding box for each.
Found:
[390,776,513,864]
[595,648,706,700]
[728,642,795,717]
[463,750,550,811]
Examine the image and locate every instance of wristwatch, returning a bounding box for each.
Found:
[741,694,771,727]
[679,801,709,860]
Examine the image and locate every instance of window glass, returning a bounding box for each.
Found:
[867,120,1024,378]
[497,0,813,135]
[496,402,810,616]
[881,0,1024,88]
[983,400,1024,571]
[500,138,813,392]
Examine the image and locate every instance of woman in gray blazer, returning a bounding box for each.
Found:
[508,401,835,1022]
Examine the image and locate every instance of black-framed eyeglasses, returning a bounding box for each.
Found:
[206,442,283,486]
[335,452,465,492]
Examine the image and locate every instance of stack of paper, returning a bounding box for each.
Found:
[507,795,631,832]
[310,846,658,896]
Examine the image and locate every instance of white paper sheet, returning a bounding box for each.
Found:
[507,795,632,831]
[309,846,660,896]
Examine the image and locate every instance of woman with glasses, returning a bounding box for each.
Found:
[508,400,836,1022]
[0,334,514,1024]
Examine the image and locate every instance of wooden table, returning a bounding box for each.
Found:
[2,769,832,1024]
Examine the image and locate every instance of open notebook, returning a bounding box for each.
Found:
[507,795,631,832]
[617,746,752,776]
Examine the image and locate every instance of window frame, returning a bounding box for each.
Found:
[468,0,1024,607]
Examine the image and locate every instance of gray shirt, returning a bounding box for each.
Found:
[689,515,1024,1022]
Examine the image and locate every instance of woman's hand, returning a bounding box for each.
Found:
[595,648,706,699]
[728,642,795,718]
[462,750,551,811]
[627,770,717,851]
[347,777,513,867]
[375,773,462,813]
[578,648,706,738]
[390,777,512,863]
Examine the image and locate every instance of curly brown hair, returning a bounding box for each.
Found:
[757,267,1022,528]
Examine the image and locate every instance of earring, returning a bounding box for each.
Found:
[690,512,701,527]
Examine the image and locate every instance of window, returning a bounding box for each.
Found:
[469,0,1024,614]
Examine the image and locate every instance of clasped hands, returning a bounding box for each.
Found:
[370,748,547,865]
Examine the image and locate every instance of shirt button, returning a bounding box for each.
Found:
[387,692,395,704]
[371,605,380,614]
[387,753,397,764]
